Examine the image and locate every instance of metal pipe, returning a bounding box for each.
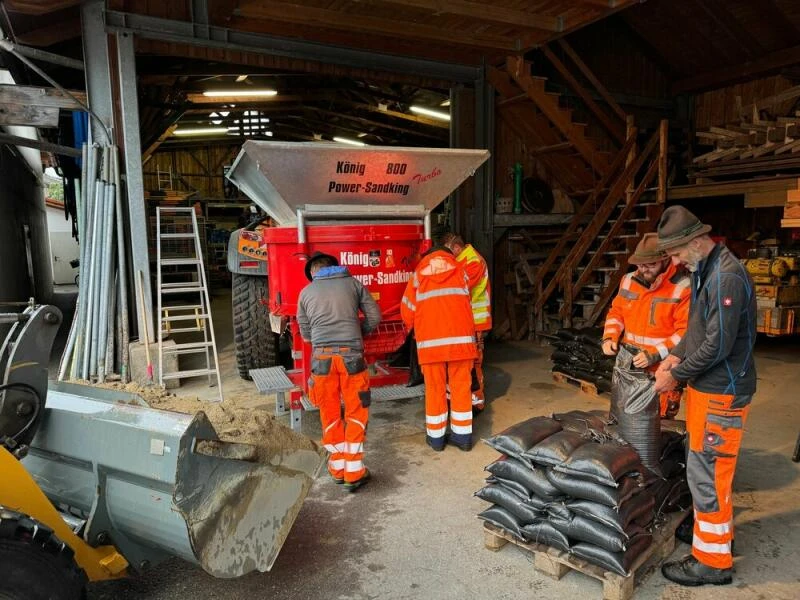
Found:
[296,208,306,244]
[0,39,84,71]
[105,268,118,378]
[424,212,432,241]
[89,173,108,379]
[112,147,130,382]
[84,169,105,379]
[76,145,98,379]
[59,144,89,381]
[97,182,116,381]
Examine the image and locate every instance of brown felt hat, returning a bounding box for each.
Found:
[657,206,712,251]
[628,233,667,265]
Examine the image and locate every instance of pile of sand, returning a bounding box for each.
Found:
[80,381,317,456]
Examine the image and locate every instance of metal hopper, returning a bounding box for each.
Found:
[226,141,490,225]
[22,382,325,578]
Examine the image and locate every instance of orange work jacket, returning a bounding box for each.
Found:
[455,244,492,332]
[401,250,477,365]
[603,262,690,361]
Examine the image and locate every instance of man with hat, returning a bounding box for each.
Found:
[297,251,382,492]
[601,232,690,418]
[654,206,756,586]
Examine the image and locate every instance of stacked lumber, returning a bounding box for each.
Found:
[693,85,800,180]
[782,189,800,228]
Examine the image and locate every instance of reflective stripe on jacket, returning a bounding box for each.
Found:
[455,244,492,331]
[401,250,477,365]
[603,262,690,360]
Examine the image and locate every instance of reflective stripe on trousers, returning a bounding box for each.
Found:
[421,359,473,448]
[310,352,370,483]
[686,386,751,569]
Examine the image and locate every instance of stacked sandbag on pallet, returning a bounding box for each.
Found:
[478,410,689,576]
[549,328,615,392]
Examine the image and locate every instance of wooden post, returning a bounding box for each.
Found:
[658,119,669,204]
[625,115,636,204]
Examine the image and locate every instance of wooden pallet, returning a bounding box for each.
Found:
[483,510,686,600]
[552,370,605,396]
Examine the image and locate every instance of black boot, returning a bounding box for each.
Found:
[675,513,694,544]
[661,555,732,587]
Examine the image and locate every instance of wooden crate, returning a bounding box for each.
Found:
[552,370,604,397]
[483,510,686,600]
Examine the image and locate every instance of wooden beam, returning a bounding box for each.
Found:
[556,39,627,121]
[234,1,521,50]
[529,142,573,156]
[186,93,302,104]
[0,132,81,157]
[0,103,58,127]
[0,84,86,109]
[673,44,800,93]
[13,18,81,47]
[693,0,763,59]
[741,85,800,119]
[308,107,446,140]
[375,0,562,32]
[339,100,450,129]
[142,124,178,165]
[3,0,81,15]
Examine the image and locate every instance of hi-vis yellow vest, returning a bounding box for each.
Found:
[456,244,492,331]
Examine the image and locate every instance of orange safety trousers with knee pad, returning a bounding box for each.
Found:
[421,359,473,449]
[686,386,751,569]
[308,349,370,483]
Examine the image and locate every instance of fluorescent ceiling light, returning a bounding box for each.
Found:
[440,99,451,107]
[410,105,450,121]
[202,90,277,97]
[173,127,228,136]
[235,75,248,82]
[333,136,366,147]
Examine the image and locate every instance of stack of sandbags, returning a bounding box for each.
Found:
[549,328,615,392]
[477,410,689,576]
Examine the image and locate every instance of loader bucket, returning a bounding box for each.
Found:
[23,382,325,578]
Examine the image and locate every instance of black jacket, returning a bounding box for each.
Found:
[670,244,757,396]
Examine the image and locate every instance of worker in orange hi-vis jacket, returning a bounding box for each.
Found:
[602,232,691,418]
[401,246,477,452]
[441,233,492,413]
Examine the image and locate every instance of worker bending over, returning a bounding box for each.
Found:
[401,246,477,452]
[441,232,492,413]
[298,252,381,492]
[654,206,756,587]
[602,232,690,418]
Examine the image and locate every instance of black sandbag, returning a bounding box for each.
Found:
[484,475,530,500]
[546,469,644,509]
[568,493,656,534]
[546,501,572,521]
[551,351,579,364]
[555,328,581,342]
[571,534,653,576]
[660,419,687,436]
[554,441,643,487]
[551,514,647,553]
[483,417,563,458]
[522,430,590,467]
[553,410,608,436]
[521,520,571,552]
[595,376,612,394]
[664,479,691,514]
[474,485,544,524]
[477,505,526,541]
[611,347,661,475]
[485,456,564,500]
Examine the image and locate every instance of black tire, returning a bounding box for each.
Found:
[232,273,279,380]
[0,508,86,600]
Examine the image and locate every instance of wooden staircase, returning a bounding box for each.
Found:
[489,40,669,336]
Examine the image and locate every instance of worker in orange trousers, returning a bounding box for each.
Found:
[298,252,381,492]
[441,233,492,413]
[602,232,690,418]
[401,246,477,451]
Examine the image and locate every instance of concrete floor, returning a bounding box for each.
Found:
[83,290,800,600]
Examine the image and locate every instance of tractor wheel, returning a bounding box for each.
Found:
[0,509,86,600]
[232,273,279,380]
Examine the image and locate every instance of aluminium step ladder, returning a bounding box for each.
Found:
[156,207,223,401]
